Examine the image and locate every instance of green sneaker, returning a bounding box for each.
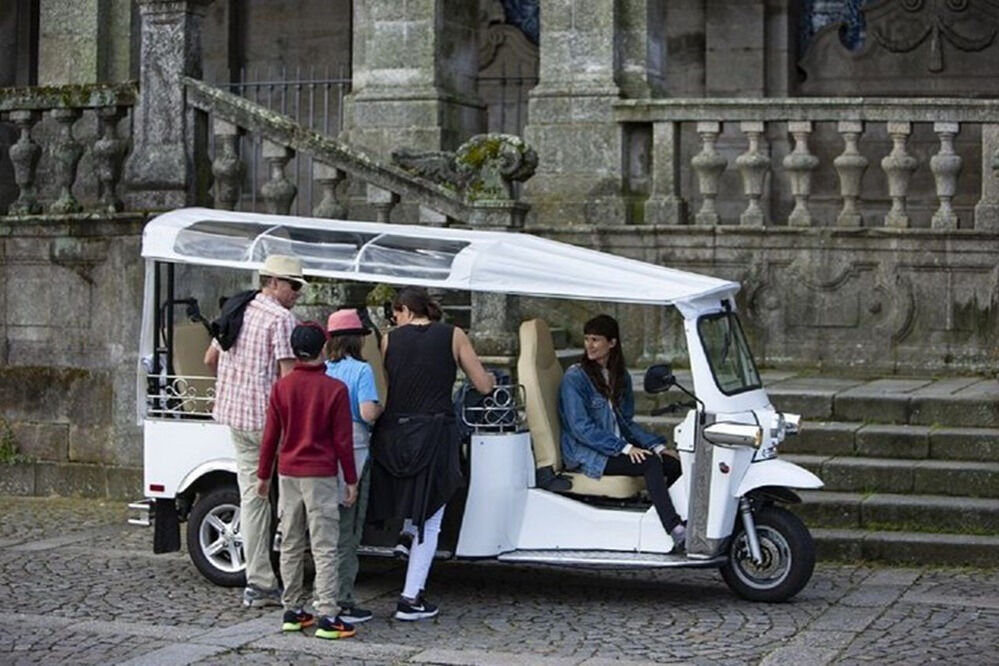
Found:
[281,608,315,632]
[315,615,356,640]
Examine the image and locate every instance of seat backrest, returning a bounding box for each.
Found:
[361,331,388,405]
[517,318,564,471]
[170,321,214,414]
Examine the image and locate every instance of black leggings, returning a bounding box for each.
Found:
[603,453,683,532]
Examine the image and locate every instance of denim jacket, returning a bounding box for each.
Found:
[558,363,667,478]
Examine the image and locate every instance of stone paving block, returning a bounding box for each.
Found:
[909,379,999,428]
[105,466,142,501]
[811,528,864,561]
[833,379,933,424]
[795,491,860,528]
[780,421,858,456]
[855,424,930,459]
[913,460,999,498]
[859,531,999,568]
[819,457,914,494]
[9,421,69,461]
[860,493,999,534]
[412,648,579,665]
[34,461,106,497]
[0,462,35,495]
[929,426,999,461]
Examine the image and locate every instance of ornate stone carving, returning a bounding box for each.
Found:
[881,121,918,228]
[782,121,819,227]
[92,106,128,213]
[6,110,42,216]
[833,121,868,228]
[211,119,243,211]
[735,122,770,226]
[930,121,962,229]
[973,123,999,231]
[259,141,296,215]
[691,122,727,226]
[392,133,537,202]
[870,0,995,72]
[49,107,83,214]
[312,163,347,219]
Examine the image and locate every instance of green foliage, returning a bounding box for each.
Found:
[365,283,396,307]
[0,415,25,465]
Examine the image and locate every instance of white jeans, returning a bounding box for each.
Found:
[402,505,445,600]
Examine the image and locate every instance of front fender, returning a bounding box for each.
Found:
[735,459,823,497]
[177,459,238,495]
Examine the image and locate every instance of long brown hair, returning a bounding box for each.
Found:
[579,314,627,402]
[393,287,443,322]
[328,334,365,362]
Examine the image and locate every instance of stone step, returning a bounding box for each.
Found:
[779,422,999,462]
[786,454,999,498]
[812,528,999,568]
[796,490,999,535]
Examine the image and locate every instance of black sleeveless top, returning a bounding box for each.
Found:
[382,322,457,416]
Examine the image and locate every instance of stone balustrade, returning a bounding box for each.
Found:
[614,97,999,231]
[0,83,136,217]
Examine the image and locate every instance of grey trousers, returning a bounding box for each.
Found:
[337,455,371,607]
[231,428,278,591]
[277,475,341,617]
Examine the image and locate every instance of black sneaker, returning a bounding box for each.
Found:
[339,605,373,624]
[281,608,315,632]
[394,595,439,621]
[393,532,414,559]
[315,615,356,640]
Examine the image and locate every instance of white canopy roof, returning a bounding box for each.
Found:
[141,208,739,306]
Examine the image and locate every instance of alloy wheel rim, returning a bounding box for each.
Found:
[199,502,245,573]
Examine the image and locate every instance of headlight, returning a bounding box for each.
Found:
[703,422,763,448]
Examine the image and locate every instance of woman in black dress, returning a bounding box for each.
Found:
[369,287,494,621]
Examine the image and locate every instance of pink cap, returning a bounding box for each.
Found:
[326,308,370,336]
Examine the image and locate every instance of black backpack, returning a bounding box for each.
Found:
[210,290,259,351]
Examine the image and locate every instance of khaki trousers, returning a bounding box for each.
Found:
[277,475,341,617]
[231,428,278,591]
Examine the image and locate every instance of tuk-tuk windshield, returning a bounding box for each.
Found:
[698,312,762,395]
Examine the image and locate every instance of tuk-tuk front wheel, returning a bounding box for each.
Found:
[186,485,247,588]
[720,505,815,602]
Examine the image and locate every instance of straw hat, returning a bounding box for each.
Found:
[259,254,308,286]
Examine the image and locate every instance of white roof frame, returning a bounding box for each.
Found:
[141,208,739,307]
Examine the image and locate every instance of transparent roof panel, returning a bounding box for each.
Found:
[358,235,469,278]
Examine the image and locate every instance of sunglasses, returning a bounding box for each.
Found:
[277,278,303,292]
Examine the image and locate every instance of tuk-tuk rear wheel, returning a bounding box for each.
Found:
[186,485,247,588]
[720,504,815,603]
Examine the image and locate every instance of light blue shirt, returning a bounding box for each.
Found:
[325,357,379,429]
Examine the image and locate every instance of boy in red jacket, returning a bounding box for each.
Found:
[257,322,358,639]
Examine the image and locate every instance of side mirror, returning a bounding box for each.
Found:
[644,364,675,394]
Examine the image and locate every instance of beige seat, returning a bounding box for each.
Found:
[170,321,215,414]
[517,318,644,499]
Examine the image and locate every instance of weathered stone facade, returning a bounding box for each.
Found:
[1,0,998,494]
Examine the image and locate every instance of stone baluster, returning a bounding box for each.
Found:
[833,121,868,227]
[49,107,84,214]
[930,122,962,230]
[735,121,770,226]
[6,110,43,216]
[782,121,819,227]
[259,140,296,215]
[880,121,918,228]
[92,106,128,213]
[691,121,727,225]
[973,124,999,231]
[367,184,399,223]
[211,119,244,211]
[646,120,687,224]
[312,163,347,218]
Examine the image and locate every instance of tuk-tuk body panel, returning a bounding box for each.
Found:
[143,419,234,497]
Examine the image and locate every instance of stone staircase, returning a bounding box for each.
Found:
[629,369,999,567]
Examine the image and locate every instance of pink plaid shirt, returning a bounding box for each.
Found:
[212,293,297,431]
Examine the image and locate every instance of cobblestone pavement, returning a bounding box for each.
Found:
[0,496,997,665]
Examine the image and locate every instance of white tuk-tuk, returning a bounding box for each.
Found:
[133,207,822,603]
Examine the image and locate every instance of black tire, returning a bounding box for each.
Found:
[187,485,247,588]
[720,505,815,602]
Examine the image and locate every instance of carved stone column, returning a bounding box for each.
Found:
[6,110,43,216]
[366,185,399,223]
[125,0,213,210]
[783,121,819,227]
[259,141,296,215]
[930,122,962,230]
[735,121,770,226]
[691,121,727,226]
[211,119,243,211]
[881,121,918,228]
[833,121,868,227]
[92,106,128,213]
[49,107,83,214]
[312,163,347,219]
[974,124,999,231]
[646,120,687,224]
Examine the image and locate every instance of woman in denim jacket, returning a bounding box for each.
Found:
[558,314,686,548]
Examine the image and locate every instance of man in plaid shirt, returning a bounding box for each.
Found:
[205,254,305,607]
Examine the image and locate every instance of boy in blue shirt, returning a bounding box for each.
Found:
[325,308,383,623]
